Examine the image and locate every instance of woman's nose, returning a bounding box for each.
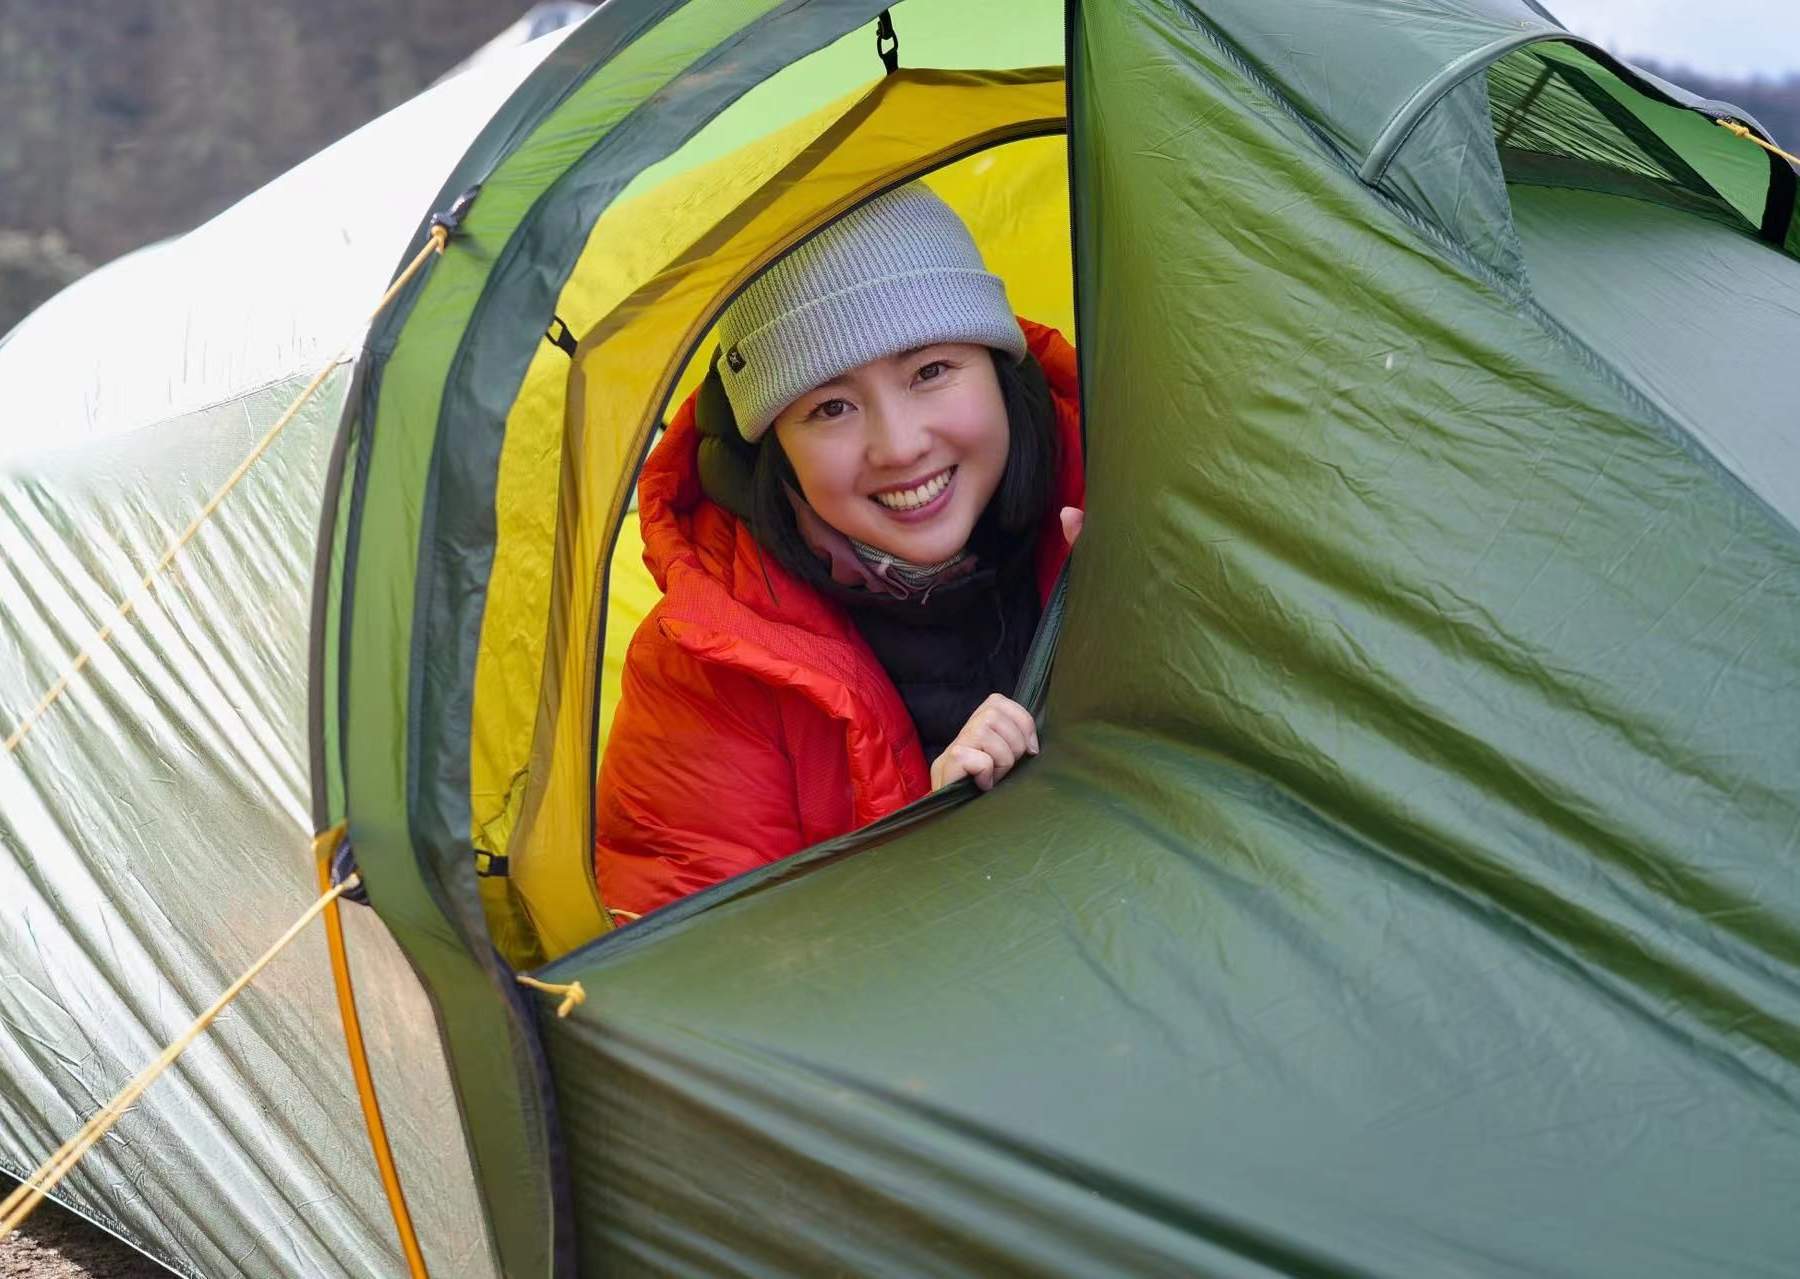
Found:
[864,402,930,468]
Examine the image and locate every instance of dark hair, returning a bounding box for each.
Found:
[749,350,1060,590]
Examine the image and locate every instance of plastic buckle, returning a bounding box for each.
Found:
[429,184,483,240]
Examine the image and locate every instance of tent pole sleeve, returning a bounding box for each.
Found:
[316,828,432,1279]
[1360,31,1575,184]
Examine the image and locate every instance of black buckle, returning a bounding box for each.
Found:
[475,850,511,877]
[545,313,578,357]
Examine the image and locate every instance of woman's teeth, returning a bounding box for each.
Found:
[872,468,953,512]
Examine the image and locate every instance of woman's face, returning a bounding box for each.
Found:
[772,342,1008,564]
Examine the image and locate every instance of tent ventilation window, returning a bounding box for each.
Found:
[1485,45,1766,235]
[1490,52,1709,190]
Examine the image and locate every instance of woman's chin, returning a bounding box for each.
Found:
[856,519,972,565]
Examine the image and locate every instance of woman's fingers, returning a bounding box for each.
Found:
[938,744,996,791]
[1060,505,1085,549]
[963,696,1038,786]
[980,693,1039,756]
[932,744,990,790]
[962,745,998,791]
[930,695,1043,792]
[971,715,1028,768]
[967,724,1018,775]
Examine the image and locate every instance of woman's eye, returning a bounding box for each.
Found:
[916,360,948,383]
[810,397,852,420]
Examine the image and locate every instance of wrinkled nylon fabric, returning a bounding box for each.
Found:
[1386,72,1527,282]
[1510,183,1800,522]
[0,32,555,1271]
[12,0,1790,1276]
[535,1,1800,1273]
[0,370,492,1278]
[1170,0,1559,167]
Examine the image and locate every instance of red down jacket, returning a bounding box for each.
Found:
[594,320,1084,920]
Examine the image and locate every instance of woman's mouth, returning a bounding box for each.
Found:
[870,466,956,520]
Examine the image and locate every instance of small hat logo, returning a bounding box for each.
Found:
[725,345,746,373]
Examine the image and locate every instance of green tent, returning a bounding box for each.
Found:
[4,1,1798,1275]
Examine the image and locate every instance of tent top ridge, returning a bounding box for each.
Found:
[1360,28,1576,182]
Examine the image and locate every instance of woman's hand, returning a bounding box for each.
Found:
[926,511,1078,793]
[931,693,1040,792]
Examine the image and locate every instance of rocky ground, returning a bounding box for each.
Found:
[0,1182,165,1279]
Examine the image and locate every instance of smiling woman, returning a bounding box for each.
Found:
[592,182,1083,922]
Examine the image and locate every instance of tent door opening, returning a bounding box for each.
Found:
[475,68,1075,965]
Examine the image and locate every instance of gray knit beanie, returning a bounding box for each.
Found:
[715,183,1027,442]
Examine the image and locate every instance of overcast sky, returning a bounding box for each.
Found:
[1547,0,1800,78]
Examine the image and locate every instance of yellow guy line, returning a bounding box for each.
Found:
[316,825,431,1279]
[516,974,587,1018]
[0,871,362,1242]
[1715,117,1800,168]
[1,224,449,757]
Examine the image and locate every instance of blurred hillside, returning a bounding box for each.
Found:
[0,1,518,333]
[2,8,1796,337]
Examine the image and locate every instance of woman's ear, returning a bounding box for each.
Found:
[695,352,747,441]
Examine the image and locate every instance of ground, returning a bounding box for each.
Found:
[0,1183,165,1279]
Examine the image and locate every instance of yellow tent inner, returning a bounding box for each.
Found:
[473,67,1074,964]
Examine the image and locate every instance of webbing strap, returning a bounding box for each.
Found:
[545,314,579,357]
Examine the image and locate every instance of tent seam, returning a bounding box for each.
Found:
[125,360,354,436]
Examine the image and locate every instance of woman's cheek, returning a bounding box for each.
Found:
[791,433,864,513]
